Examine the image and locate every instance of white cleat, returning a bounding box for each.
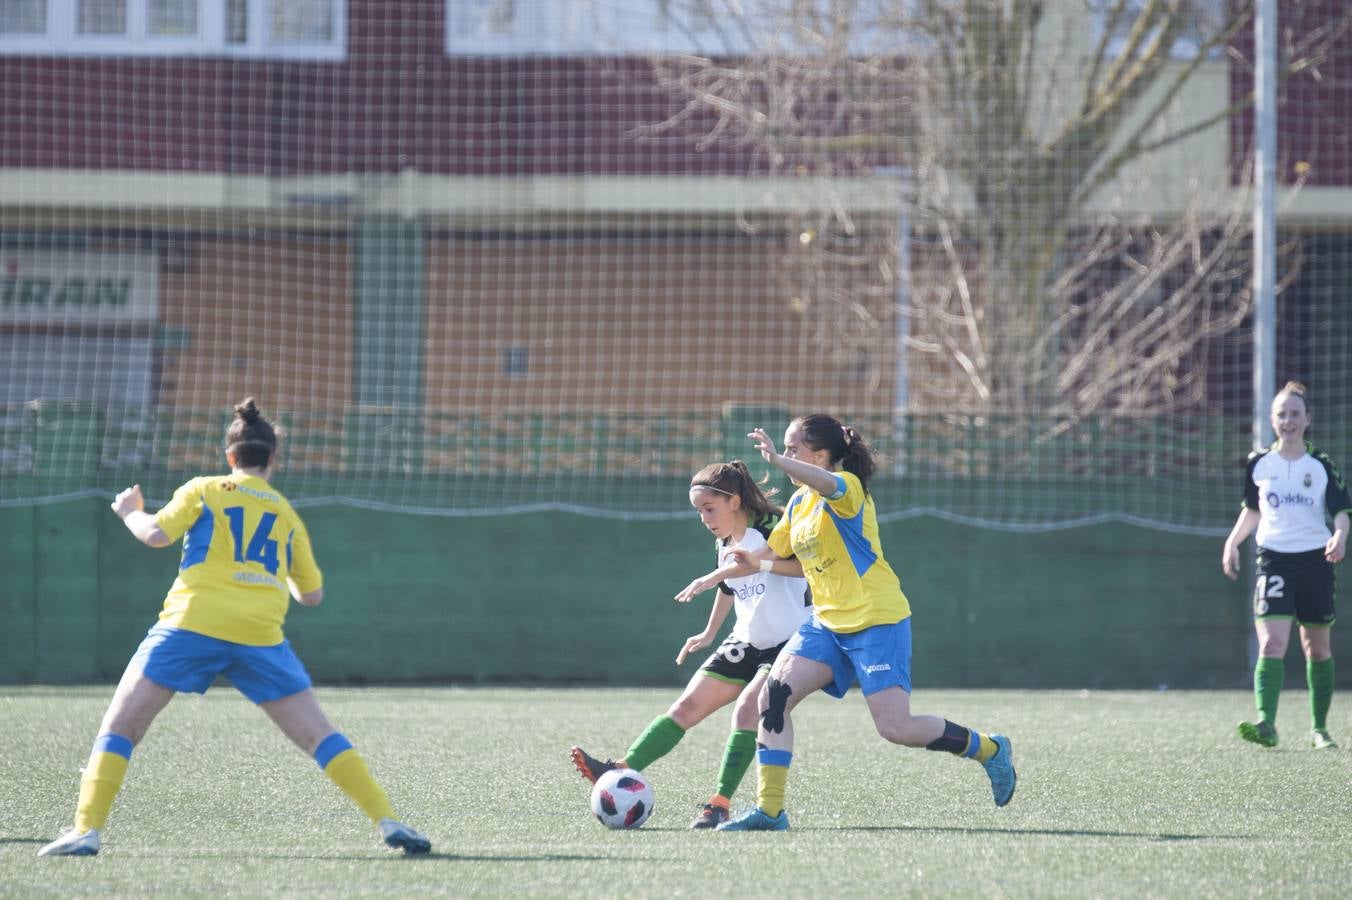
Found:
[378,818,431,855]
[37,827,100,857]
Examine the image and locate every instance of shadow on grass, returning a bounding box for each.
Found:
[826,825,1249,842]
[119,850,615,863]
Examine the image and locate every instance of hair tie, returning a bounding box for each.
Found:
[841,425,851,446]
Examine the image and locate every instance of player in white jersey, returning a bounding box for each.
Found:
[1222,382,1351,749]
[569,461,810,829]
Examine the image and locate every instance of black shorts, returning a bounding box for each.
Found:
[1254,547,1336,626]
[699,636,789,685]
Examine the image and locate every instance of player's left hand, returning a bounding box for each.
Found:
[1326,533,1347,564]
[676,633,712,665]
[747,427,780,463]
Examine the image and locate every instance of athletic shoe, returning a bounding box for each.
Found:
[715,807,789,831]
[982,734,1017,807]
[1237,720,1278,748]
[569,746,617,785]
[1311,729,1338,750]
[378,818,431,855]
[690,802,729,830]
[37,827,100,857]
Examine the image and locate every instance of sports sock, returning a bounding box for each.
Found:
[924,720,998,763]
[74,733,133,832]
[755,746,791,818]
[315,733,396,824]
[715,729,757,799]
[1254,656,1284,724]
[623,715,685,772]
[1308,656,1334,731]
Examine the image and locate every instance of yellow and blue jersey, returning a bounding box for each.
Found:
[152,472,322,646]
[767,471,909,633]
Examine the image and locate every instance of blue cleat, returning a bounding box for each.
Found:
[982,734,1017,807]
[379,818,431,855]
[715,807,790,831]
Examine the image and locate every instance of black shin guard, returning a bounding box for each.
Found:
[925,719,972,755]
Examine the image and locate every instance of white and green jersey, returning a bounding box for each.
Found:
[717,526,810,651]
[1243,442,1352,554]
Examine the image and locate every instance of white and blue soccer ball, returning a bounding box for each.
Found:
[590,768,654,829]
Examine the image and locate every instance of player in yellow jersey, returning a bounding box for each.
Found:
[38,398,430,858]
[677,414,1016,830]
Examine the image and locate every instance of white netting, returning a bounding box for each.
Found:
[1,1,1349,533]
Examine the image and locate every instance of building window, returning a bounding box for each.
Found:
[0,0,46,34]
[271,0,334,42]
[77,0,127,35]
[0,0,346,59]
[445,0,740,56]
[150,0,198,36]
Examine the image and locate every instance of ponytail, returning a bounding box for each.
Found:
[793,414,877,491]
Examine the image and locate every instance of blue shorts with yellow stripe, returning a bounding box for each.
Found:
[785,615,912,698]
[129,624,311,704]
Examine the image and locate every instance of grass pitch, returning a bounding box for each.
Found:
[2,686,1350,897]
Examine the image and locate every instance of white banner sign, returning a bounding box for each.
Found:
[1,250,158,322]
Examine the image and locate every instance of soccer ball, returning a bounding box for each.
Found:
[590,768,654,829]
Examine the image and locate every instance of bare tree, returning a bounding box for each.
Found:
[627,0,1348,419]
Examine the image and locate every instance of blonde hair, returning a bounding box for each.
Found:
[1275,380,1310,414]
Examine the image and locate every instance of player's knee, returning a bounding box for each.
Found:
[666,698,705,729]
[873,714,923,747]
[760,677,792,734]
[731,693,759,731]
[1257,636,1288,657]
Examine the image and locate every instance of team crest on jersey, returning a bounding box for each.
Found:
[222,482,237,491]
[1304,472,1313,488]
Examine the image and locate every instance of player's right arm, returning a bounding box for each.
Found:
[677,588,733,665]
[1222,508,1260,580]
[1222,453,1264,579]
[111,484,172,547]
[672,551,802,603]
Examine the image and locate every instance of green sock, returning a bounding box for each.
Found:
[1308,657,1334,731]
[624,715,685,771]
[715,729,757,799]
[1254,656,1284,725]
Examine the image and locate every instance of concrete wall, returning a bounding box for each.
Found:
[8,498,1344,690]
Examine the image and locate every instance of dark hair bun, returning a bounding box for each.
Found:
[234,397,262,423]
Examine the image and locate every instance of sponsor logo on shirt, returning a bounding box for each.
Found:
[733,583,767,601]
[224,481,280,502]
[233,571,281,587]
[1266,491,1315,509]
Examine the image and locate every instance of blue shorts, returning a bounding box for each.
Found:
[785,616,912,698]
[129,624,312,704]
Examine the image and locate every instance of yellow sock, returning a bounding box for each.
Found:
[756,748,791,818]
[973,732,998,764]
[74,734,134,832]
[317,735,396,824]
